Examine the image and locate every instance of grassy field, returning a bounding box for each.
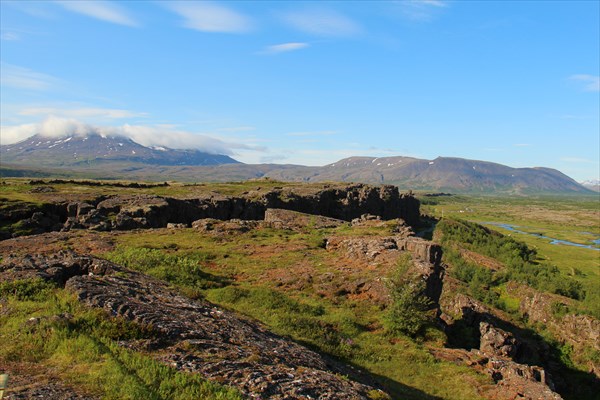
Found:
[2,180,599,399]
[418,193,600,280]
[103,227,489,400]
[0,279,243,400]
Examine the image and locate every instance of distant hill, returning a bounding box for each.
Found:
[0,134,593,194]
[580,180,600,192]
[263,156,590,194]
[0,133,239,167]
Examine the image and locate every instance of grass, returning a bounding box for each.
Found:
[3,182,598,399]
[421,193,599,281]
[103,226,488,400]
[0,278,242,400]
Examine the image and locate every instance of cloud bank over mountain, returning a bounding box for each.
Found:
[0,116,261,156]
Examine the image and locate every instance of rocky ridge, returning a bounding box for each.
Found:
[0,182,420,239]
[0,252,385,399]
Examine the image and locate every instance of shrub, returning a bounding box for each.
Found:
[384,255,433,337]
[104,247,224,291]
[0,278,56,301]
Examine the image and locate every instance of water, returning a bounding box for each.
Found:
[485,223,600,251]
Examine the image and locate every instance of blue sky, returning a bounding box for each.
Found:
[1,0,599,181]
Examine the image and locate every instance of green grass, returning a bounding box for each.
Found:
[422,193,600,286]
[0,278,242,400]
[103,227,488,400]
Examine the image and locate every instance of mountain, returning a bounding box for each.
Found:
[0,133,239,167]
[580,180,600,192]
[263,156,590,194]
[1,134,593,194]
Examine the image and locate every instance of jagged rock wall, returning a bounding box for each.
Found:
[1,184,420,238]
[326,236,445,305]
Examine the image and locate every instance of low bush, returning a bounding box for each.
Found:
[383,255,434,338]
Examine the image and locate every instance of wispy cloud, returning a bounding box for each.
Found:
[216,126,256,133]
[280,8,362,37]
[393,0,448,22]
[1,32,20,41]
[165,1,253,33]
[287,130,337,137]
[55,1,138,27]
[3,1,57,19]
[569,74,600,92]
[0,63,59,90]
[19,107,147,119]
[261,42,309,55]
[0,116,264,155]
[560,157,596,164]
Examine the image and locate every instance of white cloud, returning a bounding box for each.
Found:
[393,0,448,22]
[262,42,309,54]
[286,130,337,137]
[165,1,253,33]
[0,123,39,144]
[55,1,138,27]
[560,157,596,164]
[0,116,263,156]
[0,63,59,90]
[569,74,600,92]
[1,32,20,41]
[19,107,147,119]
[280,8,362,37]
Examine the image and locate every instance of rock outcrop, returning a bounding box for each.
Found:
[479,322,518,359]
[0,253,387,400]
[1,183,420,238]
[438,290,564,399]
[264,208,346,230]
[326,236,445,305]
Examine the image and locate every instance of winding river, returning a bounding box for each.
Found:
[484,223,600,251]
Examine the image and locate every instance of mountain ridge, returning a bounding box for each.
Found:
[0,133,239,167]
[0,133,593,194]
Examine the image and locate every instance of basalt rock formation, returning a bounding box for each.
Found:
[0,252,386,399]
[1,183,420,239]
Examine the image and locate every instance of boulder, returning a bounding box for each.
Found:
[479,321,518,359]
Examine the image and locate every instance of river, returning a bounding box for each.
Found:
[484,223,600,251]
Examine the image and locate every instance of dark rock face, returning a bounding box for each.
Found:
[482,357,562,400]
[1,184,420,239]
[0,253,387,400]
[479,322,518,359]
[262,184,420,225]
[439,292,563,399]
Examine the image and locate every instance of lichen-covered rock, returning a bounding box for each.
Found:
[483,356,562,400]
[264,208,346,230]
[1,253,387,400]
[479,322,518,359]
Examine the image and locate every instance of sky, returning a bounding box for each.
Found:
[1,0,599,181]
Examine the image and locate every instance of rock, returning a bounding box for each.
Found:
[192,218,219,231]
[326,236,399,261]
[167,223,188,229]
[3,184,421,239]
[483,356,562,400]
[430,348,562,400]
[396,237,442,265]
[264,208,346,230]
[479,321,518,359]
[29,185,57,193]
[1,252,386,399]
[326,236,445,305]
[76,203,95,217]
